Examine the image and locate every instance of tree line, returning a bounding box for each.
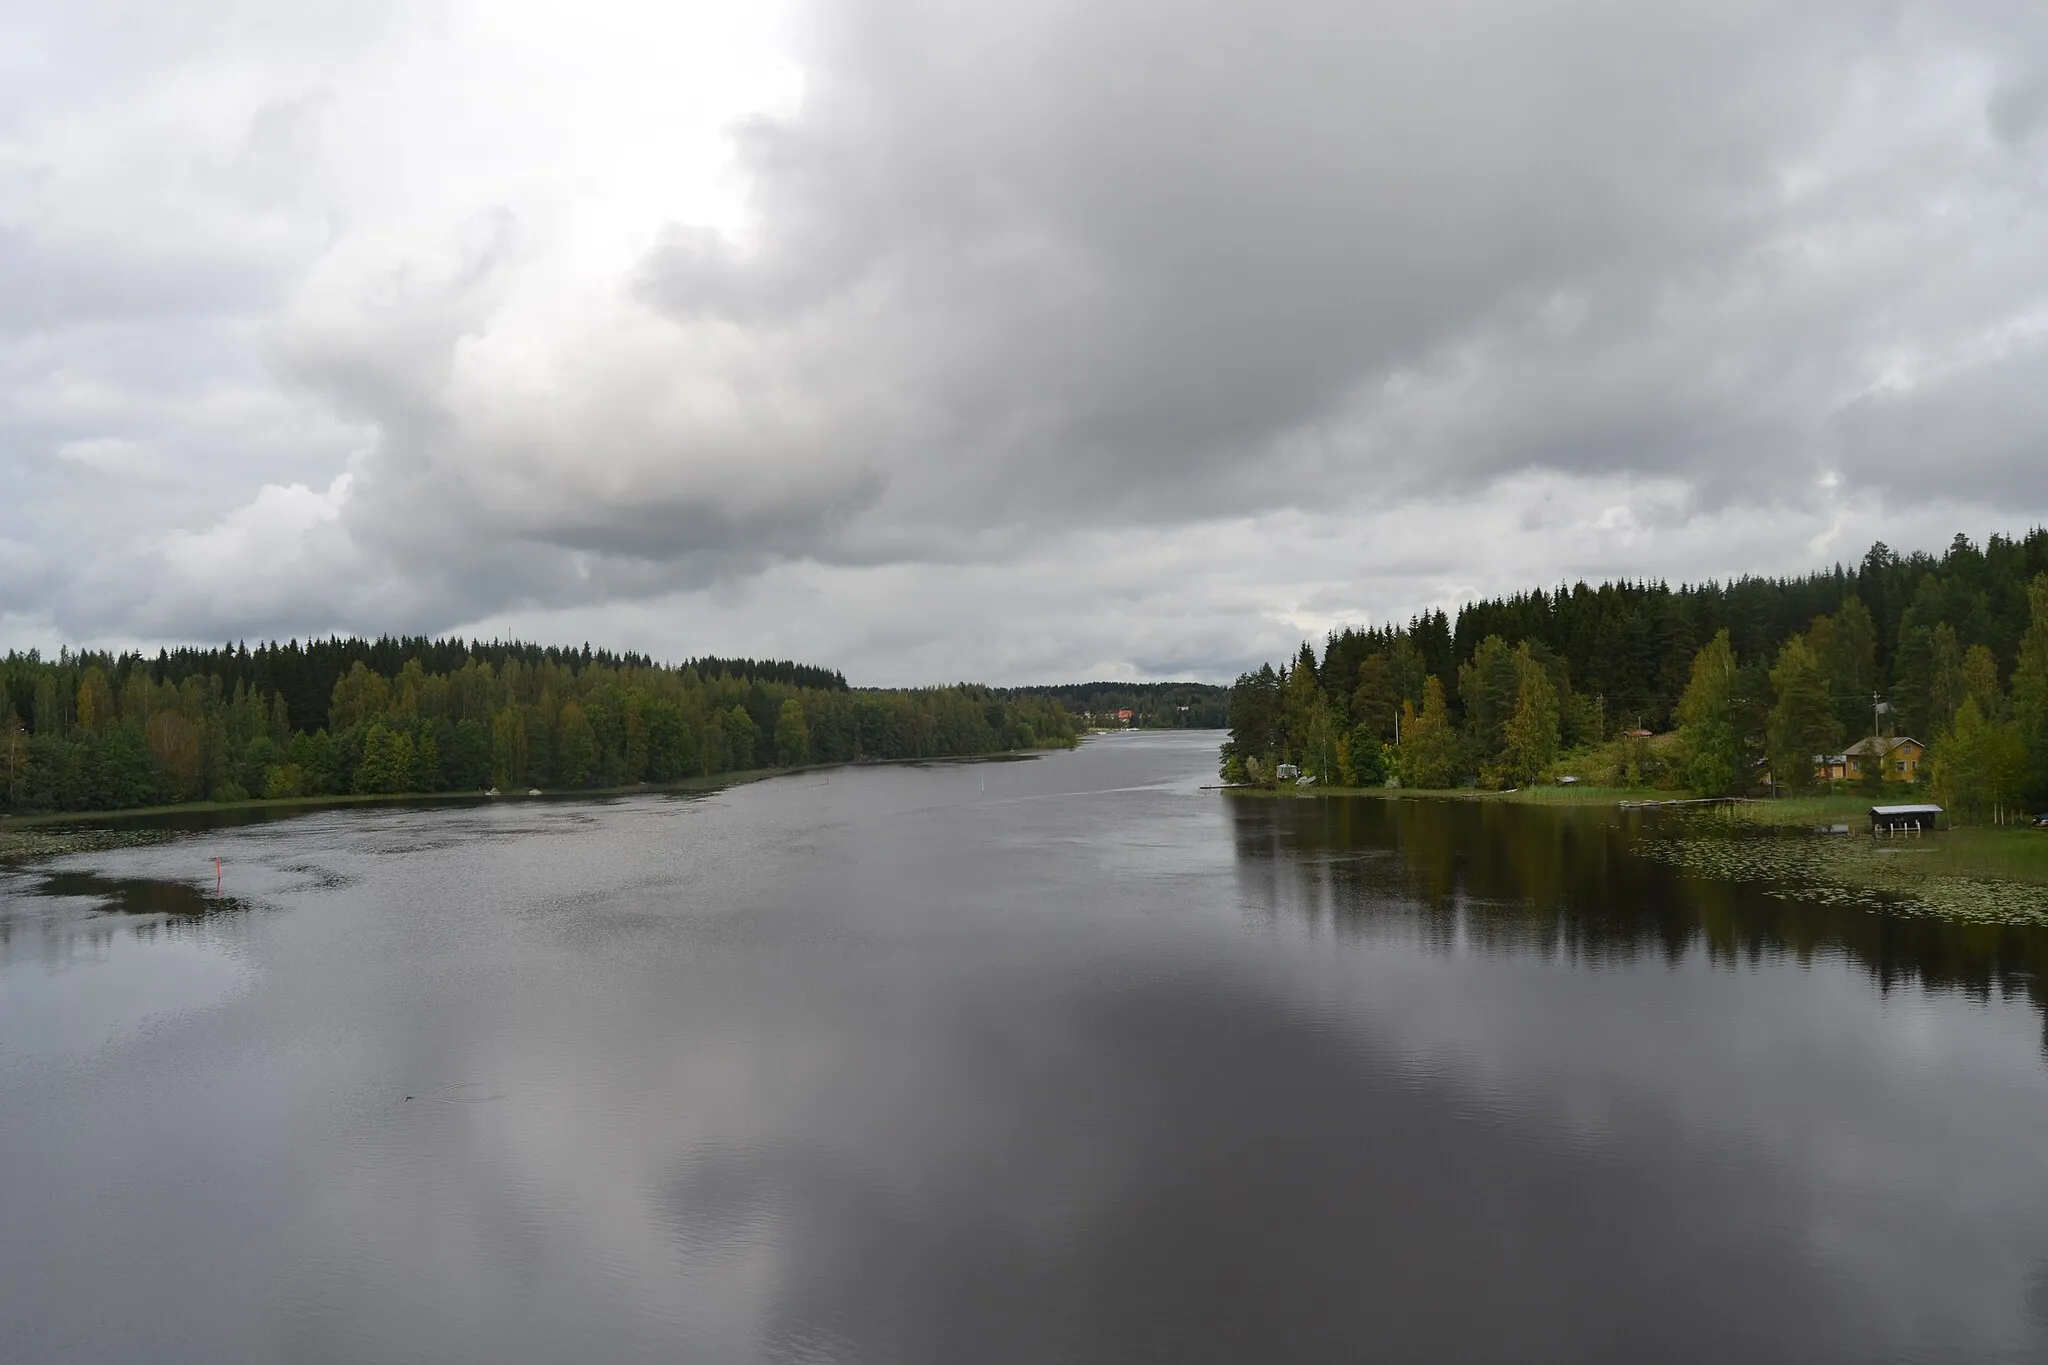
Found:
[997,682,1229,729]
[1221,530,2048,820]
[0,639,1076,815]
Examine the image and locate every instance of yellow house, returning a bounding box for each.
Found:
[1833,736,1924,782]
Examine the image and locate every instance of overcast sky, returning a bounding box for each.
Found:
[5,0,2048,685]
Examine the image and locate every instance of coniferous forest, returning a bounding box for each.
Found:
[0,638,1078,816]
[1222,531,2048,821]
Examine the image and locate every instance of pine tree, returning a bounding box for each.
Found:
[1350,655,1399,741]
[1928,624,1966,736]
[1458,635,1520,767]
[1221,665,1281,781]
[1826,596,1879,737]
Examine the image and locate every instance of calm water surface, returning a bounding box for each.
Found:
[4,731,2047,1363]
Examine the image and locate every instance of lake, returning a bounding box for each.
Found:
[3,730,2046,1363]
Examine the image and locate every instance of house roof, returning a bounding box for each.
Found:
[1845,735,1923,756]
[1871,804,1942,815]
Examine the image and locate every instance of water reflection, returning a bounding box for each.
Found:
[32,869,246,917]
[2,737,2045,1364]
[1230,795,2048,1049]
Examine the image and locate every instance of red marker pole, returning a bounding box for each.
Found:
[215,857,222,894]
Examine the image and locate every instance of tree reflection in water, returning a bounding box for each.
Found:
[1229,796,2048,1053]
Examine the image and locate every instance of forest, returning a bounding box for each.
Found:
[0,638,1077,816]
[997,681,1228,729]
[1221,531,2048,821]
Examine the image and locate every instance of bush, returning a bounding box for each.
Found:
[264,763,307,799]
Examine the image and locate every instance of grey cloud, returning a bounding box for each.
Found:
[625,0,2036,537]
[1989,79,2048,144]
[10,0,2048,676]
[1831,338,2048,502]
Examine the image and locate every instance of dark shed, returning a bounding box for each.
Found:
[1870,803,1941,834]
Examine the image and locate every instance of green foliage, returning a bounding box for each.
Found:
[1562,690,1605,750]
[1221,665,1281,780]
[1350,656,1399,742]
[1219,533,2048,818]
[1458,635,1521,764]
[556,701,598,787]
[264,763,307,799]
[0,639,1076,815]
[1301,696,1341,786]
[1676,631,1743,797]
[1342,723,1386,786]
[1928,623,1967,736]
[2016,574,2048,803]
[644,700,697,781]
[1961,644,2004,722]
[774,700,811,767]
[354,723,405,795]
[1767,635,1838,794]
[1496,645,1561,788]
[491,709,528,790]
[1821,595,1880,736]
[1930,698,2028,823]
[1398,677,1461,789]
[724,705,761,770]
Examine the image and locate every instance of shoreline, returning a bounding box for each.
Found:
[1216,782,1701,806]
[1214,781,2048,913]
[1,768,776,831]
[1216,783,1958,818]
[0,745,1071,863]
